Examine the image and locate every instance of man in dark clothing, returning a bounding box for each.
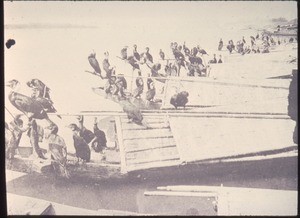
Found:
[288,70,298,144]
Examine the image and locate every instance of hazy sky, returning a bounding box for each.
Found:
[5,1,297,27]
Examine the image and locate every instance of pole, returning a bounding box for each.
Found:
[5,106,16,120]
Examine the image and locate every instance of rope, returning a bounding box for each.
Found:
[5,106,16,120]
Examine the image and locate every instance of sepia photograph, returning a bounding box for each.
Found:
[4,0,298,216]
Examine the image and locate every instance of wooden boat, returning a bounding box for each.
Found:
[141,185,297,216]
[91,74,291,113]
[7,110,297,180]
[6,71,297,180]
[7,193,141,215]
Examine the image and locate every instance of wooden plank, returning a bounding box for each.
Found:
[122,128,173,140]
[126,153,180,166]
[121,122,168,130]
[86,71,289,90]
[144,191,218,197]
[114,116,127,174]
[49,112,291,120]
[124,137,177,152]
[121,117,164,124]
[168,117,184,161]
[126,144,177,154]
[126,159,182,172]
[126,146,179,161]
[157,185,227,193]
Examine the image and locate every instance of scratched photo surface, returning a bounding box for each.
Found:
[4,1,298,216]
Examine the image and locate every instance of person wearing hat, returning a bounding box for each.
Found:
[44,123,69,178]
[5,114,29,159]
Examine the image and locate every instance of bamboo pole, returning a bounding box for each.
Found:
[85,70,288,90]
[48,112,291,120]
[144,191,218,197]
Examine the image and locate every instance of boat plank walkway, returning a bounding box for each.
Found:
[169,116,295,162]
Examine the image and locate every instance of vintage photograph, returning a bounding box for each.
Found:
[4,0,297,216]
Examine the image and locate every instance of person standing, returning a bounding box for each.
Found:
[5,115,29,159]
[44,124,69,178]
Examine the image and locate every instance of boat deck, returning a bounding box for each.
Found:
[115,113,297,173]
